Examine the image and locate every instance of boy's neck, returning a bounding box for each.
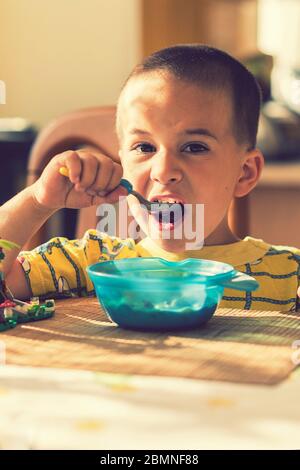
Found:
[204,222,240,246]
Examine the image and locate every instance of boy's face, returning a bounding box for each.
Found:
[118,72,254,251]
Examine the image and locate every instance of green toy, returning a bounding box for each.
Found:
[0,239,55,332]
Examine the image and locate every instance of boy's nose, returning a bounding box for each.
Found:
[150,152,183,185]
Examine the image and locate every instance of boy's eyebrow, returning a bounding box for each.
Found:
[128,128,219,141]
[184,128,219,141]
[128,128,151,135]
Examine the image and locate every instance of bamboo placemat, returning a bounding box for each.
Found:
[1,297,300,385]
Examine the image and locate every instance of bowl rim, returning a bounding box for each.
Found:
[86,257,236,286]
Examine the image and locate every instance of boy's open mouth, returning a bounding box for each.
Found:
[149,196,185,231]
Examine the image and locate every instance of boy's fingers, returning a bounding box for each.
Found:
[94,185,128,205]
[55,150,124,201]
[297,286,300,298]
[61,151,82,184]
[88,157,115,194]
[101,162,124,195]
[75,153,99,192]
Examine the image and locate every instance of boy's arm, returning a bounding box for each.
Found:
[0,149,126,300]
[0,184,57,298]
[5,260,34,300]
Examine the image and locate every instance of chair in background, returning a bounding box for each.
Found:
[24,105,249,250]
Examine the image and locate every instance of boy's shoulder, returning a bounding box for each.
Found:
[237,237,300,299]
[82,229,135,246]
[19,229,139,262]
[225,237,300,311]
[80,229,138,261]
[244,236,300,265]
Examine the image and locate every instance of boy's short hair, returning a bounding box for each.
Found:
[117,44,262,150]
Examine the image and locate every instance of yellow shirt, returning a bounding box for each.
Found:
[17,229,300,312]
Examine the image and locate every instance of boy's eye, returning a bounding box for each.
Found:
[182,143,209,154]
[132,143,155,154]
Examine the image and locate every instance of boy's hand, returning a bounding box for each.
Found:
[32,150,128,210]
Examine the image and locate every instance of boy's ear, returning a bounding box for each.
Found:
[234,148,264,198]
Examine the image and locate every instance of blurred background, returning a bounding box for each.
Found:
[1,0,300,247]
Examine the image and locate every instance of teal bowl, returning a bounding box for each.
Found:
[86,257,259,332]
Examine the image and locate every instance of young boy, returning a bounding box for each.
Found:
[1,44,300,312]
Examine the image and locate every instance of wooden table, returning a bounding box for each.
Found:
[0,297,299,449]
[1,296,300,386]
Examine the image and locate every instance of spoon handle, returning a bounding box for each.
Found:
[119,179,134,194]
[116,179,152,210]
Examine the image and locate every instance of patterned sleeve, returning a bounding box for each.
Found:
[17,229,138,299]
